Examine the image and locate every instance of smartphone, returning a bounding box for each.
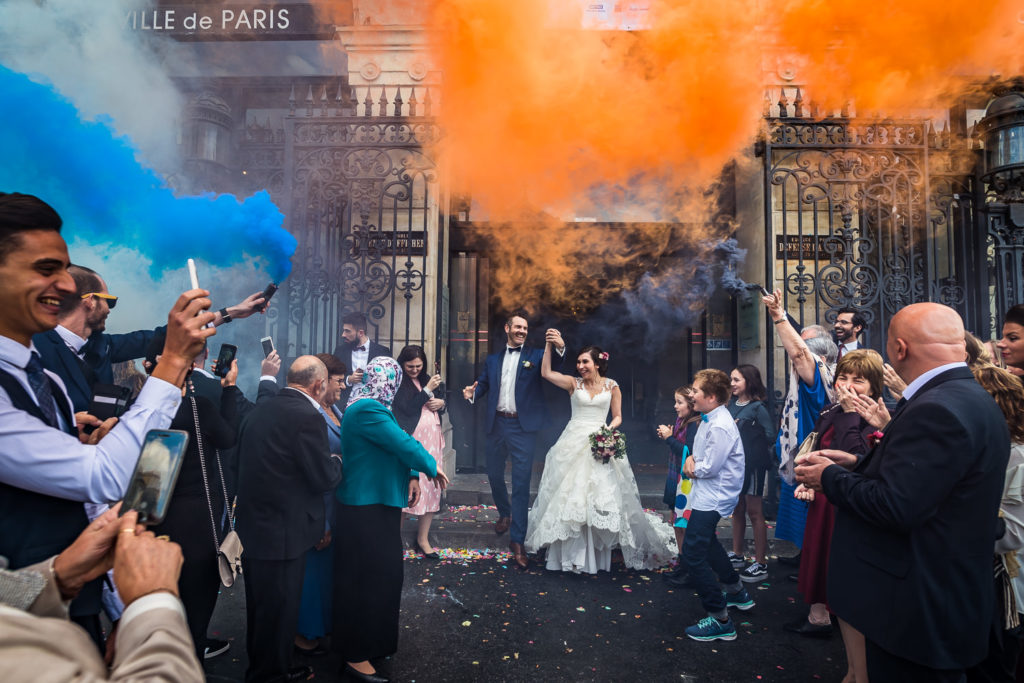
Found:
[213,343,238,378]
[759,285,771,297]
[120,429,190,525]
[257,282,278,312]
[260,336,275,358]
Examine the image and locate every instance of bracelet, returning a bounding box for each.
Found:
[219,307,232,323]
[773,318,787,325]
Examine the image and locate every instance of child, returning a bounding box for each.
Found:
[681,369,753,642]
[657,386,700,583]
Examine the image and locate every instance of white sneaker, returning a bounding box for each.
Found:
[740,561,768,583]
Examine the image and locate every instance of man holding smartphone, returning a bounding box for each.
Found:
[33,263,268,413]
[0,192,215,648]
[331,311,391,405]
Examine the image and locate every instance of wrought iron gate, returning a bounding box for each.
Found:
[242,83,442,359]
[761,88,994,397]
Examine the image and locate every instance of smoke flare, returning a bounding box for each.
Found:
[0,65,296,282]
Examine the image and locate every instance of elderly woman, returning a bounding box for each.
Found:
[762,291,837,560]
[293,353,348,657]
[333,356,448,683]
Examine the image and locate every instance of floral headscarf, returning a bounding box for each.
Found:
[346,356,403,409]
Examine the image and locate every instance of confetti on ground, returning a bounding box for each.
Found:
[461,621,472,627]
[576,607,586,612]
[403,547,513,564]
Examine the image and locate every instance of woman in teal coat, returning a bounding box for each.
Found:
[333,356,448,683]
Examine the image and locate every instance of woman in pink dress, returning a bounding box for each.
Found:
[395,345,446,558]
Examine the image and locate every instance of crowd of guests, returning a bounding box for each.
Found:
[3,188,1024,682]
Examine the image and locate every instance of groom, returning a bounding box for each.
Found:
[462,312,565,569]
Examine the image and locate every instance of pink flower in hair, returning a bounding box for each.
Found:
[599,352,610,360]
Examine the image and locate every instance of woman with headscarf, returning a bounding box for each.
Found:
[333,356,449,683]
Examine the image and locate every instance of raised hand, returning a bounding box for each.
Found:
[882,363,906,400]
[762,288,785,320]
[462,381,477,401]
[835,383,858,413]
[425,373,442,392]
[851,394,891,430]
[545,328,565,350]
[261,350,282,377]
[656,424,673,439]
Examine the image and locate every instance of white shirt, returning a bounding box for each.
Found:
[496,347,522,413]
[688,404,745,516]
[351,341,370,374]
[54,325,88,358]
[838,340,859,359]
[901,361,968,401]
[0,334,182,504]
[282,386,321,411]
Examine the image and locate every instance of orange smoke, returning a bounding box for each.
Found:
[314,0,1024,315]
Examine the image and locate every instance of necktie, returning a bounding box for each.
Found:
[838,345,846,360]
[507,346,521,354]
[25,352,59,428]
[355,345,366,352]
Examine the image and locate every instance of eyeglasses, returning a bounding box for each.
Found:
[81,292,118,309]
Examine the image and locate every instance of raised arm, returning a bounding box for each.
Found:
[542,334,575,393]
[763,289,818,387]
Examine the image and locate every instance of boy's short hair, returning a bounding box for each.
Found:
[693,369,730,405]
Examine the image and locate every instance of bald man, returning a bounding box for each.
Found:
[235,356,342,683]
[795,303,1010,680]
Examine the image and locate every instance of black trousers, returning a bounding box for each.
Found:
[333,504,403,662]
[152,495,222,659]
[243,555,307,683]
[866,639,966,683]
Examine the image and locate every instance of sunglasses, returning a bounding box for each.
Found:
[81,292,118,309]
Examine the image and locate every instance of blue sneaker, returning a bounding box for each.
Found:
[724,587,755,611]
[685,615,737,641]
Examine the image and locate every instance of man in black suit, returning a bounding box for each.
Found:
[236,355,343,683]
[33,264,266,412]
[833,306,866,360]
[796,303,1010,680]
[331,310,391,405]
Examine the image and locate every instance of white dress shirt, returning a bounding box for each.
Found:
[351,342,370,373]
[0,334,182,504]
[901,361,967,401]
[54,325,87,358]
[688,404,746,516]
[838,340,859,359]
[496,347,522,413]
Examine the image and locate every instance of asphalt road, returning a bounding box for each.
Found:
[204,553,847,683]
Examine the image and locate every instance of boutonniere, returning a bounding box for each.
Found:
[867,430,885,448]
[522,360,534,369]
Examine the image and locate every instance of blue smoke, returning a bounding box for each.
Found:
[0,64,296,282]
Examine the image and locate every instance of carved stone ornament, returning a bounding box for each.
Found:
[359,61,382,81]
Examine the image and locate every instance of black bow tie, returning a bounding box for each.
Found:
[355,345,366,352]
[507,346,521,354]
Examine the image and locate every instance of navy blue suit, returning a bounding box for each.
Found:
[472,345,561,543]
[33,326,162,413]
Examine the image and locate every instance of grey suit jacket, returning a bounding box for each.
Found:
[0,559,204,682]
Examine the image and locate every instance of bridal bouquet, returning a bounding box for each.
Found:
[589,426,626,464]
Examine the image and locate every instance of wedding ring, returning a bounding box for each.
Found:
[155,535,170,541]
[120,529,135,534]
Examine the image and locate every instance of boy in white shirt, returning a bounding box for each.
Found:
[681,369,753,641]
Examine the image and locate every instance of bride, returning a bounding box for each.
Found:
[525,330,676,574]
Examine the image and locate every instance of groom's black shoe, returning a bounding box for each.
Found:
[509,542,529,569]
[495,517,511,535]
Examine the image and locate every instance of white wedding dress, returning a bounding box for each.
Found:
[525,377,676,574]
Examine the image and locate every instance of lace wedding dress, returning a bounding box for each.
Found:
[525,377,676,574]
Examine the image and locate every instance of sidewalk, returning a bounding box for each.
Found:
[403,463,799,559]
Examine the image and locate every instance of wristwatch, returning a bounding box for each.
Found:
[219,307,232,323]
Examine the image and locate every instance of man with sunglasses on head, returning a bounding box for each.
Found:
[34,264,265,413]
